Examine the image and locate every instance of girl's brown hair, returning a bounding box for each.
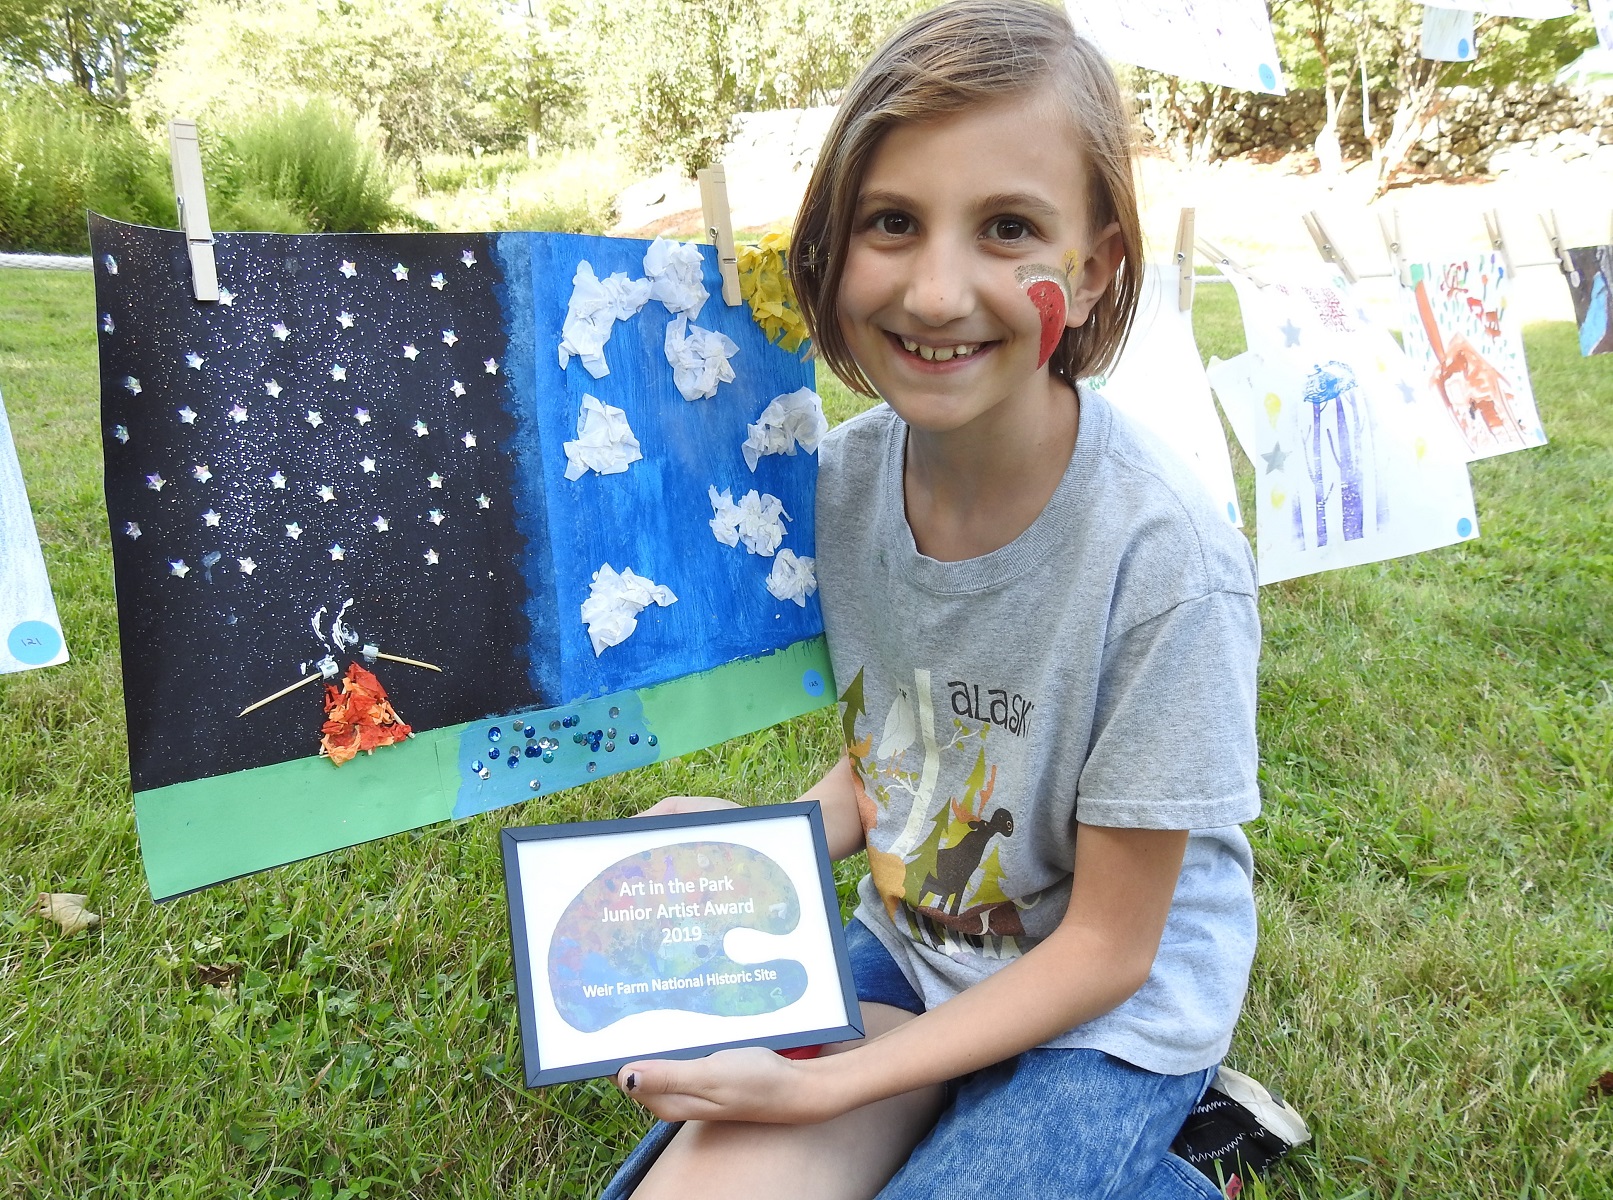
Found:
[788,0,1143,395]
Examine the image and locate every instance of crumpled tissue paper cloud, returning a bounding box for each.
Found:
[558,261,652,379]
[644,235,709,319]
[709,486,788,557]
[742,387,828,472]
[765,549,817,607]
[666,315,740,401]
[580,563,677,656]
[563,394,642,481]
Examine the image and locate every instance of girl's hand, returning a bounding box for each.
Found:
[634,795,741,818]
[615,1048,841,1125]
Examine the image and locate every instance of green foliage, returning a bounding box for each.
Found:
[0,90,173,252]
[502,192,615,235]
[0,0,183,104]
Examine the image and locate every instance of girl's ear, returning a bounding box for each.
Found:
[1065,222,1125,329]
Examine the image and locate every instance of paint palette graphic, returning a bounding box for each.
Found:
[547,841,807,1033]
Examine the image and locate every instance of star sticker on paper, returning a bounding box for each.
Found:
[413,420,429,437]
[270,471,287,489]
[329,544,345,561]
[178,406,197,424]
[1261,442,1290,473]
[461,249,477,267]
[146,473,165,492]
[124,521,141,539]
[372,516,389,532]
[272,322,291,340]
[330,364,347,382]
[354,408,371,425]
[101,313,114,333]
[340,260,357,278]
[125,376,142,394]
[265,379,283,397]
[428,509,445,525]
[337,311,355,329]
[114,425,129,443]
[424,548,439,564]
[476,494,490,509]
[442,330,458,346]
[186,351,205,370]
[238,557,256,575]
[483,358,498,374]
[307,410,324,428]
[461,432,477,448]
[1280,320,1302,347]
[403,343,419,360]
[427,472,443,488]
[202,509,221,527]
[431,272,446,290]
[230,405,249,423]
[360,456,376,473]
[317,484,336,502]
[450,380,466,397]
[192,464,213,482]
[170,560,189,578]
[286,522,303,540]
[218,289,235,306]
[392,263,409,281]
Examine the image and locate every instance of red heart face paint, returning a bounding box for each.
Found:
[1015,263,1070,368]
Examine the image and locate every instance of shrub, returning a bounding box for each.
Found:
[501,191,615,235]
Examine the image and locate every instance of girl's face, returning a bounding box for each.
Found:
[836,90,1120,439]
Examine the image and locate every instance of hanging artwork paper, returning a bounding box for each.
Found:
[1594,0,1613,52]
[1417,0,1572,17]
[1421,7,1478,61]
[1565,246,1613,356]
[1397,253,1547,460]
[1088,264,1242,527]
[1209,268,1479,585]
[1064,0,1286,94]
[0,389,69,674]
[90,216,831,900]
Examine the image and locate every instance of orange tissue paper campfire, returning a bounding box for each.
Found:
[319,662,413,765]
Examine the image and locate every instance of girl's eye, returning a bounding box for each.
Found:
[872,212,913,236]
[987,217,1029,242]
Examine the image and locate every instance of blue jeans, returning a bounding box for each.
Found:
[600,920,1222,1199]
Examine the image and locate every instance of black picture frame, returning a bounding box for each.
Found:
[502,801,863,1087]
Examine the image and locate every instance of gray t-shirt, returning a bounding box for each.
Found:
[815,390,1261,1076]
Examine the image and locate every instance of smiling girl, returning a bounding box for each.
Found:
[601,3,1304,1197]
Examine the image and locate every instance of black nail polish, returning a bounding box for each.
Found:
[625,1072,637,1092]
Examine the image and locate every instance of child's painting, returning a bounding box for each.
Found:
[1420,7,1476,61]
[1418,0,1573,16]
[1397,253,1547,460]
[1063,0,1285,94]
[0,389,69,674]
[90,215,831,900]
[1565,246,1613,356]
[1595,0,1613,52]
[1088,264,1242,527]
[1210,268,1479,586]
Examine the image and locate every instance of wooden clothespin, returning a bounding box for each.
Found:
[168,119,218,303]
[696,162,742,307]
[1196,238,1262,287]
[1483,209,1515,280]
[1538,209,1579,287]
[1174,208,1196,311]
[1378,208,1409,287]
[1302,211,1358,285]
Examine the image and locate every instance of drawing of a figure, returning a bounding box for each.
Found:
[1297,360,1373,549]
[1412,275,1528,454]
[1566,246,1613,357]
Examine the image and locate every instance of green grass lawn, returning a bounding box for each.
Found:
[1,266,1610,1199]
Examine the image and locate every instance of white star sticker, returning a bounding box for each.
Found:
[101,314,114,333]
[272,322,291,340]
[178,406,197,424]
[125,376,142,394]
[230,405,249,423]
[354,408,371,425]
[428,509,446,525]
[307,410,324,428]
[403,343,419,360]
[476,494,491,509]
[270,471,287,489]
[372,515,390,532]
[192,464,212,482]
[146,473,165,492]
[218,288,235,306]
[265,379,282,397]
[461,432,477,448]
[186,351,205,370]
[424,548,439,564]
[113,425,129,443]
[169,560,189,578]
[337,311,355,329]
[238,557,256,575]
[360,456,377,473]
[442,330,458,346]
[450,380,466,397]
[413,420,429,437]
[340,260,357,277]
[329,544,345,560]
[286,522,303,540]
[392,263,409,281]
[427,472,443,488]
[484,358,499,374]
[330,364,347,382]
[317,484,336,502]
[431,272,446,290]
[104,255,117,274]
[124,521,141,539]
[461,249,477,267]
[202,509,221,527]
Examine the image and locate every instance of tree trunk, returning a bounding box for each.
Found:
[1371,67,1443,199]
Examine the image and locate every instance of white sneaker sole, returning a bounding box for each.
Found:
[1211,1066,1312,1147]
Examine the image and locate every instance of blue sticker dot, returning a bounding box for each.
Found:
[587,761,597,774]
[802,670,826,697]
[1258,63,1276,90]
[487,746,500,760]
[1226,501,1237,523]
[508,754,520,768]
[647,734,658,748]
[542,752,554,764]
[525,745,540,758]
[523,725,536,739]
[488,726,501,741]
[629,733,639,745]
[1457,517,1473,538]
[7,621,61,666]
[1457,38,1470,58]
[471,759,484,773]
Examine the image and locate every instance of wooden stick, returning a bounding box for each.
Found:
[238,671,323,718]
[374,651,442,673]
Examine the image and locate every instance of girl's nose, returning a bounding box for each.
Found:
[904,237,975,328]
